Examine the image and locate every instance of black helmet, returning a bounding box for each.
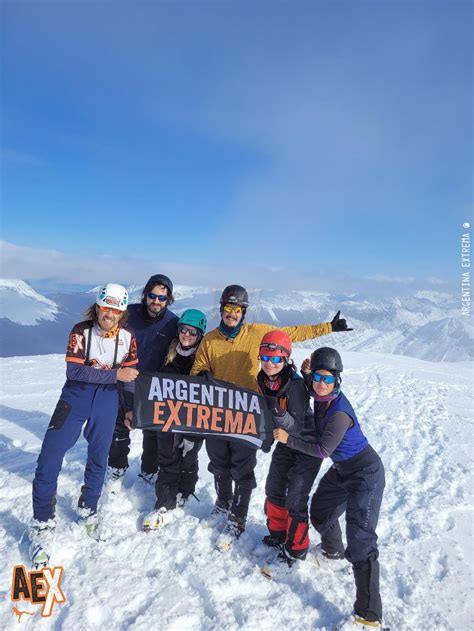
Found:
[220,284,249,308]
[310,347,343,373]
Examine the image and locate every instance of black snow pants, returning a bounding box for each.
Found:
[265,442,321,559]
[108,407,131,470]
[154,433,203,510]
[206,437,257,522]
[108,410,163,475]
[140,429,161,475]
[310,446,385,622]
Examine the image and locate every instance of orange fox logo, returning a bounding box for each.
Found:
[12,605,34,622]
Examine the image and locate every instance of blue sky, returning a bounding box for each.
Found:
[1,0,472,293]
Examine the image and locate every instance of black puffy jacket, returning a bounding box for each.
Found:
[257,365,315,439]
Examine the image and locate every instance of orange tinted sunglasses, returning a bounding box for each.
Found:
[99,305,122,315]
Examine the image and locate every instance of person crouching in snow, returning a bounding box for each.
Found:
[259,331,322,571]
[274,347,385,631]
[29,284,138,566]
[141,309,208,531]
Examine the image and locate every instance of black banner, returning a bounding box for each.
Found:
[133,372,275,450]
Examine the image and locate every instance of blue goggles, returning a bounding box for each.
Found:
[313,373,337,384]
[147,292,168,302]
[259,355,285,364]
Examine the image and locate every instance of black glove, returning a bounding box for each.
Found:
[263,395,282,417]
[273,406,285,418]
[331,310,353,332]
[198,370,212,380]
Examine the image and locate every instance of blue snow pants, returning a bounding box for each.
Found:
[33,380,118,521]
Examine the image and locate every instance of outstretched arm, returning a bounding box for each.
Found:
[281,310,352,343]
[281,322,332,342]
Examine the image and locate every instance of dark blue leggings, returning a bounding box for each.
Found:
[33,381,118,521]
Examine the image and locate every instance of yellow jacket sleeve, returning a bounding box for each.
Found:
[190,339,211,376]
[281,322,332,342]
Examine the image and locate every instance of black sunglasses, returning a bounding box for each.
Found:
[147,292,168,302]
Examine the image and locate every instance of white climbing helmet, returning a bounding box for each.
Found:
[96,283,129,311]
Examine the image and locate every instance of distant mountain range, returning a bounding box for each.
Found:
[0,279,472,362]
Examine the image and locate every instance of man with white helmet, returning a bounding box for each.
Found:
[29,283,138,567]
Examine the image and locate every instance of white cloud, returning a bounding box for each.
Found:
[1,240,454,297]
[0,240,315,289]
[426,276,445,286]
[0,240,217,286]
[366,274,416,285]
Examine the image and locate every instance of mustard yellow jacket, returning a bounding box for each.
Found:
[190,321,332,392]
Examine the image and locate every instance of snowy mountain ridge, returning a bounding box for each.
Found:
[0,279,472,362]
[0,279,58,325]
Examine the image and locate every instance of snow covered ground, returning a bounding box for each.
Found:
[0,349,472,630]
